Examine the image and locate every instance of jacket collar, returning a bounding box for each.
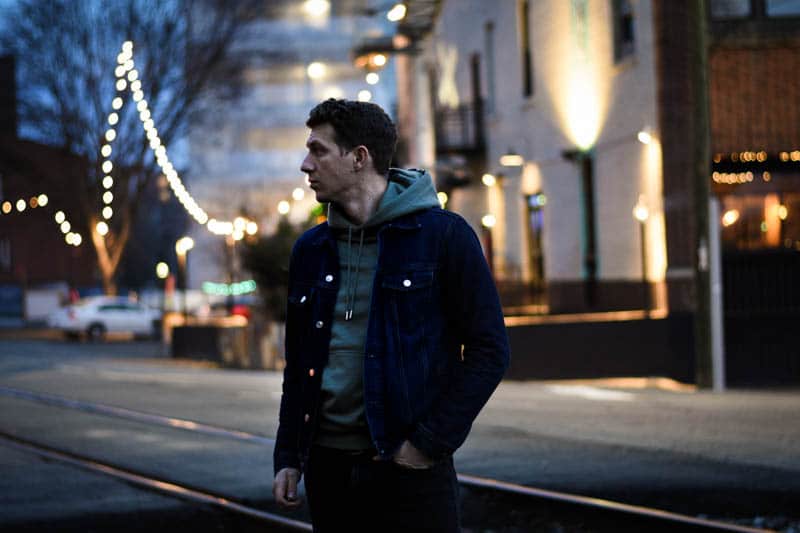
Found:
[309,209,425,247]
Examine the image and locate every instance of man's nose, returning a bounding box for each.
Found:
[300,155,313,174]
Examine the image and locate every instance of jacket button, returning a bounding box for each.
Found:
[315,320,324,329]
[325,274,333,282]
[304,414,310,423]
[403,279,411,287]
[308,368,315,377]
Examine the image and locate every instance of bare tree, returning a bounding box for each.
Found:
[1,0,257,294]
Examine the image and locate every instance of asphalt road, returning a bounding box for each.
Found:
[1,337,798,531]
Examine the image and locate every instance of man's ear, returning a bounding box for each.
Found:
[352,145,370,171]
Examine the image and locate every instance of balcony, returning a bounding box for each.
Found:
[434,101,485,156]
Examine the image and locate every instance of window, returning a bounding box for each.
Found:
[766,0,800,16]
[518,0,534,97]
[484,22,496,113]
[710,0,751,18]
[612,0,635,62]
[525,193,546,291]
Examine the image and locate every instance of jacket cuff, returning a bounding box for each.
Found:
[273,452,302,476]
[408,423,452,461]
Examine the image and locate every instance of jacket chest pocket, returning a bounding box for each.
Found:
[381,269,435,331]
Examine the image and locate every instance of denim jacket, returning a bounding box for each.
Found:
[273,206,510,474]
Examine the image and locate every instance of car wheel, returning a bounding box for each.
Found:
[87,323,106,342]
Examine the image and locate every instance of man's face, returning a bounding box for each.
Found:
[300,123,356,204]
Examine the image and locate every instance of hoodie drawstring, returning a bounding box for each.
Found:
[344,226,365,321]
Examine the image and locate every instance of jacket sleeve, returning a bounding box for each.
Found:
[408,214,510,460]
[273,242,304,475]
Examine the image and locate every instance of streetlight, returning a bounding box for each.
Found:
[175,237,194,322]
[633,195,650,317]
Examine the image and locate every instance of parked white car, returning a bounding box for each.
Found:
[48,296,161,340]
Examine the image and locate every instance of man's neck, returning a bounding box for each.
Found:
[336,172,389,226]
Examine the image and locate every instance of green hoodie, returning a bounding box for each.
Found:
[315,168,441,450]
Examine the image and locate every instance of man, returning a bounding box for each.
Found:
[273,98,509,532]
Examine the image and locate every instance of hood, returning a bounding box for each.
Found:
[328,168,440,229]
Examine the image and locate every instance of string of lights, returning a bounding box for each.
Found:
[0,194,83,247]
[99,41,256,238]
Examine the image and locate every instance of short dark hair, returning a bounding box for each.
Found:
[306,98,397,175]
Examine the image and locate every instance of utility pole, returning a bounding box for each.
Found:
[690,0,713,389]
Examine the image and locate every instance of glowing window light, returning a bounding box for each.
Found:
[175,236,194,255]
[303,0,330,17]
[96,221,109,236]
[481,214,496,228]
[292,187,305,201]
[357,90,372,102]
[15,199,25,212]
[55,211,65,224]
[37,194,48,206]
[277,200,291,215]
[156,262,169,279]
[307,62,326,80]
[633,196,649,222]
[481,173,496,187]
[721,209,740,227]
[103,191,114,204]
[387,3,407,22]
[60,221,71,233]
[499,153,524,167]
[366,72,379,85]
[102,206,113,219]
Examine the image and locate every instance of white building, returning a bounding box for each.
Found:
[396,0,668,314]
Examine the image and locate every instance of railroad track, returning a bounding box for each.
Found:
[0,385,774,532]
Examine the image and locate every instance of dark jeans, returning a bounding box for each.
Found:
[304,445,461,533]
